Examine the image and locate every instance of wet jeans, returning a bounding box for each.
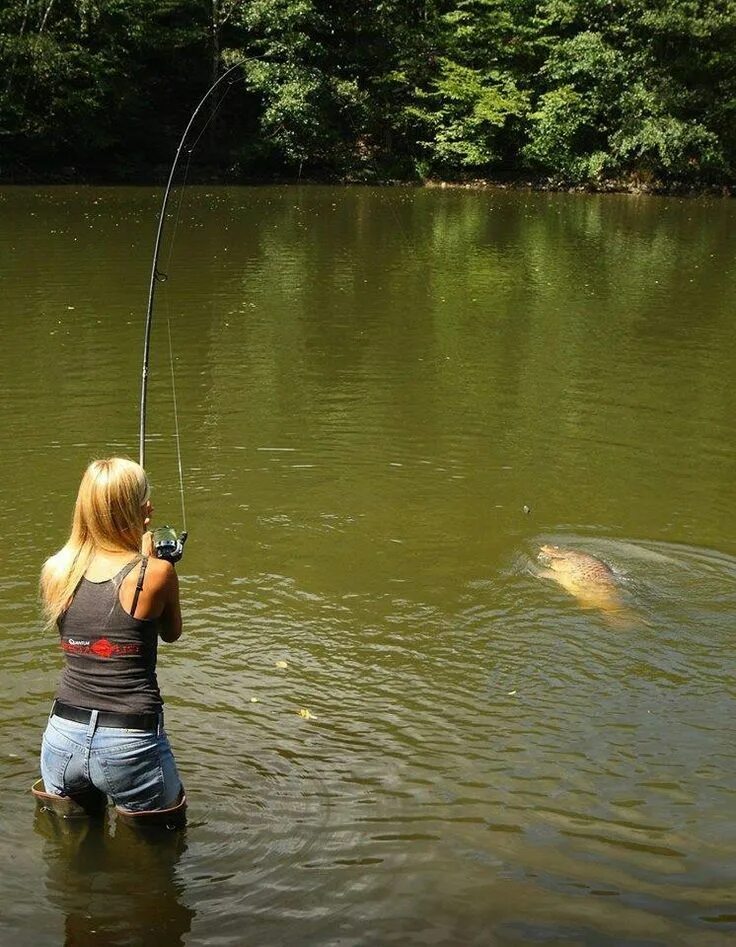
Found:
[40,709,183,812]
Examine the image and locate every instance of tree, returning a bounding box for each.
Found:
[525,0,735,183]
[0,0,208,172]
[406,0,534,176]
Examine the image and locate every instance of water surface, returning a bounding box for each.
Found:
[1,185,735,945]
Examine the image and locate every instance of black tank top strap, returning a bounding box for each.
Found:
[130,556,149,618]
[116,555,143,582]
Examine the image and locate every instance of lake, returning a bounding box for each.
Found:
[1,185,735,945]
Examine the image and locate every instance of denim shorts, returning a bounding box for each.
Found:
[41,709,183,813]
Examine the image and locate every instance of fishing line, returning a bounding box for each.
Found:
[188,79,238,155]
[139,60,251,562]
[156,79,239,543]
[166,315,187,532]
[163,80,240,281]
[140,62,248,468]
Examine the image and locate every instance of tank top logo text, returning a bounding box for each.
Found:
[61,637,142,658]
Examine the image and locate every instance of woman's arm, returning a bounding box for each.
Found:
[158,561,183,642]
[141,531,183,641]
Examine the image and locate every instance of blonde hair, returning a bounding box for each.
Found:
[41,457,150,627]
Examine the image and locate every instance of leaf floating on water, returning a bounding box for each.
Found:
[297,708,314,719]
[275,660,288,669]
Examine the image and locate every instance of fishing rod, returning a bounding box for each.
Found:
[139,61,244,563]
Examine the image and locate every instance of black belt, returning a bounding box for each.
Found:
[52,699,160,732]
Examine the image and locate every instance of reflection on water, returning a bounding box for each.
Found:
[34,808,193,946]
[1,186,736,945]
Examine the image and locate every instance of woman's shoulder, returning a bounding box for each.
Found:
[144,556,176,588]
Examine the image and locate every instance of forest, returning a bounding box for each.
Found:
[1,0,735,189]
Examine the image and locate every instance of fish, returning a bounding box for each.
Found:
[537,544,633,625]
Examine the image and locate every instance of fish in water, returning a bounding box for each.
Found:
[537,544,632,623]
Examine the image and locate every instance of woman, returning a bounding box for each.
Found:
[39,457,184,815]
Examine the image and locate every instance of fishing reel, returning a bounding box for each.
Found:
[152,526,188,564]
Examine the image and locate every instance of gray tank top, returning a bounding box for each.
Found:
[55,556,163,714]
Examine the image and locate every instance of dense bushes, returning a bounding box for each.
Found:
[1,0,734,187]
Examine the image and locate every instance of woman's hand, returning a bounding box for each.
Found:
[141,500,156,557]
[142,530,156,558]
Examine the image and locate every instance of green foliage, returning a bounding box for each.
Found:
[410,59,529,169]
[236,0,369,172]
[613,84,725,177]
[526,0,735,183]
[407,0,534,174]
[523,30,624,181]
[0,0,207,168]
[525,85,606,181]
[0,0,734,187]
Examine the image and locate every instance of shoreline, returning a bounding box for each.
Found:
[422,177,734,198]
[0,167,732,198]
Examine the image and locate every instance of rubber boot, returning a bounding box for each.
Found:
[115,789,187,831]
[31,778,107,819]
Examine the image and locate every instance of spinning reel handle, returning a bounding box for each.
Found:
[152,526,188,564]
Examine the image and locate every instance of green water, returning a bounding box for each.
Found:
[1,185,735,946]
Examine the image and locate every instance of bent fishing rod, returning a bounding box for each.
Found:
[139,61,244,563]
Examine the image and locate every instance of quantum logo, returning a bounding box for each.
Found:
[61,638,142,658]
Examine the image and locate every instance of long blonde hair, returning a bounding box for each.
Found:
[41,457,150,627]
